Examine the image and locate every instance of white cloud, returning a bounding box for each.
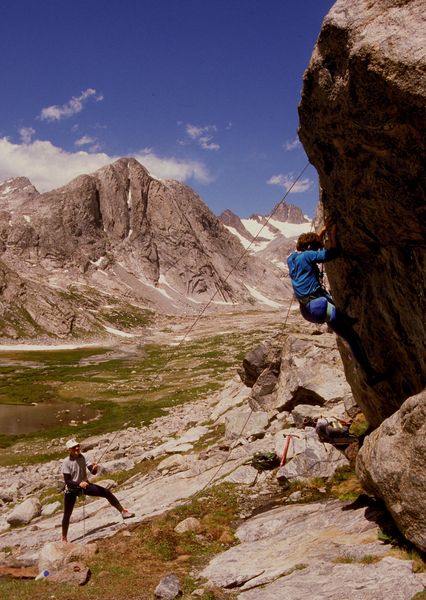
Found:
[19,127,36,144]
[199,136,220,151]
[186,124,206,140]
[284,137,301,151]
[184,123,220,151]
[88,142,104,153]
[267,173,312,193]
[0,137,212,192]
[39,88,103,122]
[74,135,96,146]
[75,135,103,153]
[134,148,212,183]
[0,137,110,191]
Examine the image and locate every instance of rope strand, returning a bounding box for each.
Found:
[94,162,310,464]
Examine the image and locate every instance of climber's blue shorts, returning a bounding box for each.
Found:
[299,296,336,324]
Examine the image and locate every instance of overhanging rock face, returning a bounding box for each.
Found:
[299,0,426,427]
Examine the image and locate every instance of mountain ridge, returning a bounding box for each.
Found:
[0,158,291,339]
[218,204,311,267]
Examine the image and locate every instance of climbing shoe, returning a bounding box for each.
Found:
[121,509,135,519]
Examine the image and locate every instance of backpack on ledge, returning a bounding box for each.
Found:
[251,451,280,471]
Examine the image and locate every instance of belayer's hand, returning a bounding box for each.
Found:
[79,481,89,489]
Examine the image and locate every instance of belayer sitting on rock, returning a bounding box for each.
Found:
[61,439,135,542]
[287,221,381,385]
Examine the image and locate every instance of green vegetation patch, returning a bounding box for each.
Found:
[0,347,110,405]
[98,304,154,329]
[0,482,242,600]
[334,555,381,565]
[142,482,240,563]
[329,466,364,502]
[281,467,365,505]
[0,323,276,464]
[349,413,370,437]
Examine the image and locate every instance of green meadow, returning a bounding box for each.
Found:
[0,322,281,466]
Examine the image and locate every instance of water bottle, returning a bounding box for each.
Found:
[35,569,49,580]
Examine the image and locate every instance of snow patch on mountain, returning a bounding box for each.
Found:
[223,225,270,251]
[267,218,312,237]
[245,285,283,308]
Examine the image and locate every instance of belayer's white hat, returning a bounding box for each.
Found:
[65,439,79,450]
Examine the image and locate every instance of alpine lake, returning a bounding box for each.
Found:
[0,311,285,467]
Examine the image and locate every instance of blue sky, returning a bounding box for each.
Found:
[0,0,335,217]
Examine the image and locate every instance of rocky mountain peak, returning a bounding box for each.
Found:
[271,201,307,224]
[219,201,311,264]
[218,208,243,229]
[0,177,39,212]
[218,209,256,242]
[0,158,291,339]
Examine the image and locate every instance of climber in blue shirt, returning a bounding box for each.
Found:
[287,222,380,385]
[287,227,339,299]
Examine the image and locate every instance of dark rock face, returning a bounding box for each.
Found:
[239,341,281,388]
[299,0,426,427]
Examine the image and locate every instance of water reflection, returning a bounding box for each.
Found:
[0,402,97,435]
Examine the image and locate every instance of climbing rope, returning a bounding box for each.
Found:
[194,278,298,495]
[82,492,86,541]
[152,161,311,354]
[93,162,311,465]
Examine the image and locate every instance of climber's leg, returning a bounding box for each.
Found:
[327,309,379,381]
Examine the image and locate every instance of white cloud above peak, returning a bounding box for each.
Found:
[0,136,212,192]
[39,88,104,122]
[267,173,312,194]
[75,135,96,146]
[19,127,36,144]
[134,148,212,183]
